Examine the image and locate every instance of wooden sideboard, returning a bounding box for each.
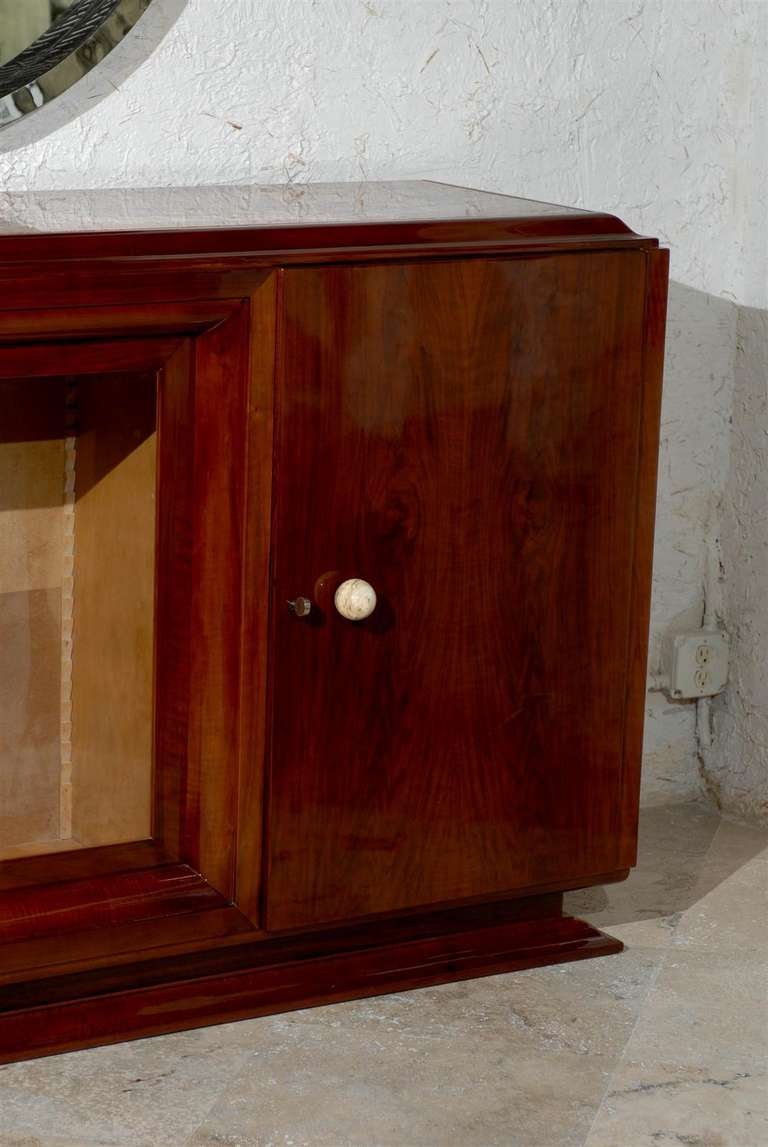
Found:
[0,181,668,1062]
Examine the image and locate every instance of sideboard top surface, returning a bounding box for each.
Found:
[0,180,655,264]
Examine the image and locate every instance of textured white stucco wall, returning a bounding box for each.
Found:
[711,307,768,822]
[707,7,768,825]
[0,0,765,811]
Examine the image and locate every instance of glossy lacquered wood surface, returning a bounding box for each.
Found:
[0,864,224,944]
[266,253,649,931]
[0,185,668,1063]
[618,248,670,867]
[0,298,262,978]
[0,897,620,1065]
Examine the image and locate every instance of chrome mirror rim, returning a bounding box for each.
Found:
[0,0,154,129]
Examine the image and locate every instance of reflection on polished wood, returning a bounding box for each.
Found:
[266,254,648,931]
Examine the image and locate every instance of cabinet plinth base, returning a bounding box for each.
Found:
[0,898,622,1065]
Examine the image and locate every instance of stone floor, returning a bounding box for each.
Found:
[0,802,765,1147]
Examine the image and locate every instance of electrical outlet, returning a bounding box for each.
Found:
[664,629,729,699]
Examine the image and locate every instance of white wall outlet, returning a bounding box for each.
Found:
[664,629,729,699]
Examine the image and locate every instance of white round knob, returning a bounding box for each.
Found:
[334,578,377,621]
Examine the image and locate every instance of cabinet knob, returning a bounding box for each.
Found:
[287,596,312,618]
[334,578,377,621]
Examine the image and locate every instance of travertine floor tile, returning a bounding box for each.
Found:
[673,853,768,954]
[0,1025,257,1147]
[584,1059,768,1147]
[673,819,768,953]
[0,1138,118,1147]
[186,1024,613,1146]
[188,1039,614,1147]
[0,802,763,1147]
[702,817,768,866]
[279,944,662,1058]
[611,950,767,1071]
[566,801,721,948]
[187,948,661,1147]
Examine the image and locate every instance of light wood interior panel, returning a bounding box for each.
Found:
[70,374,157,847]
[0,380,66,850]
[0,588,62,849]
[0,372,157,860]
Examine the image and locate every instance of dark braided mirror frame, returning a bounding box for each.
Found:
[0,0,153,128]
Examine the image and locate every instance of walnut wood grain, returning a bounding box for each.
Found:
[0,864,224,944]
[235,274,278,922]
[266,254,648,930]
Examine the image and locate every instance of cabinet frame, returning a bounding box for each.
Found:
[0,187,668,1062]
[0,292,272,981]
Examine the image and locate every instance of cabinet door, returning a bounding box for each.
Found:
[0,288,273,980]
[265,254,653,932]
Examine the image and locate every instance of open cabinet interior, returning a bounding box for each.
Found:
[0,371,157,861]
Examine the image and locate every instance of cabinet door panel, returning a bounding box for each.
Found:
[266,255,647,931]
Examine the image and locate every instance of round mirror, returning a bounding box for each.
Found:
[0,0,153,128]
